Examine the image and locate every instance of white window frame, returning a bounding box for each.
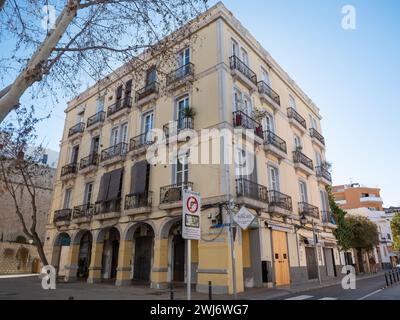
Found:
[268,165,280,192]
[299,180,308,203]
[84,182,93,205]
[289,94,296,110]
[63,188,72,209]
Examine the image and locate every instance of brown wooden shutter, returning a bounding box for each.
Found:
[97,172,111,202]
[131,161,148,194]
[107,168,123,200]
[116,85,123,99]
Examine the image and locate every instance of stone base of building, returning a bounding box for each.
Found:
[196,283,229,295]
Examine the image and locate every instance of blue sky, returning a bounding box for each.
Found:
[3,0,400,206]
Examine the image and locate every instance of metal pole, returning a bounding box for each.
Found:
[181,156,191,301]
[208,281,212,300]
[228,199,238,299]
[385,272,389,287]
[312,220,322,285]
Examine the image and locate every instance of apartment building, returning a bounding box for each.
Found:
[332,183,383,211]
[44,2,339,294]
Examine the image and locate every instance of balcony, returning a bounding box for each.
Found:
[360,196,383,203]
[163,117,194,142]
[229,55,257,91]
[107,97,132,120]
[135,81,159,107]
[232,110,264,140]
[87,111,105,130]
[101,142,128,166]
[316,166,332,185]
[94,198,121,220]
[159,182,194,209]
[299,202,320,220]
[293,150,314,176]
[287,108,307,133]
[129,132,156,155]
[68,122,85,138]
[258,81,280,111]
[268,190,293,215]
[236,178,268,210]
[124,191,152,215]
[72,204,94,223]
[263,130,287,160]
[166,63,195,89]
[60,163,77,180]
[53,209,72,226]
[309,128,325,148]
[79,153,99,174]
[321,210,336,227]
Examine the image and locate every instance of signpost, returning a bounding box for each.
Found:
[182,189,201,300]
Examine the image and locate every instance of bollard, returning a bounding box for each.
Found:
[392,270,397,283]
[170,283,174,301]
[68,296,74,300]
[389,271,393,285]
[208,281,212,301]
[396,269,400,282]
[385,272,389,287]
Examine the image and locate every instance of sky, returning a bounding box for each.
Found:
[2,0,399,206]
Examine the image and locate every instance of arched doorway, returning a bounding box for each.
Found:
[77,231,92,280]
[52,233,71,277]
[169,221,185,283]
[100,227,120,281]
[132,224,154,282]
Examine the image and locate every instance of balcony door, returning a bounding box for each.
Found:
[91,136,100,155]
[63,189,72,209]
[262,113,275,133]
[71,145,79,164]
[315,151,322,167]
[115,85,123,107]
[294,135,302,150]
[84,182,93,206]
[241,48,249,66]
[268,166,280,192]
[120,122,128,144]
[299,181,308,203]
[175,160,188,185]
[261,68,270,86]
[146,67,157,85]
[178,48,190,68]
[96,96,105,113]
[176,95,189,130]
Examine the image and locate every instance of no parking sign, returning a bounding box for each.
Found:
[182,189,201,240]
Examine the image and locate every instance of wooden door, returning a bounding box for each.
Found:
[272,231,290,286]
[173,235,185,282]
[305,247,318,279]
[134,236,153,282]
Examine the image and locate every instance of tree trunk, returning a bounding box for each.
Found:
[31,231,49,267]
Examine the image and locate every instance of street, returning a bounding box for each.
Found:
[0,273,399,300]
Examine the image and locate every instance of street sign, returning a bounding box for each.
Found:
[182,189,201,240]
[233,206,255,230]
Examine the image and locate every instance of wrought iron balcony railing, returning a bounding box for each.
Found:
[321,210,336,224]
[125,191,152,210]
[163,117,194,139]
[299,202,320,219]
[309,128,325,146]
[107,96,132,117]
[166,63,194,86]
[258,81,280,105]
[264,130,287,154]
[79,153,99,170]
[130,132,155,151]
[160,181,194,204]
[268,190,292,211]
[53,209,72,223]
[229,55,257,85]
[87,111,105,128]
[287,107,307,129]
[135,81,159,102]
[316,166,332,183]
[94,198,121,214]
[293,150,314,171]
[73,204,94,219]
[68,122,85,137]
[232,110,264,139]
[236,178,268,203]
[101,142,128,162]
[61,163,77,177]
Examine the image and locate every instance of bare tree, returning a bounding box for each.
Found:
[0,0,208,122]
[0,106,51,265]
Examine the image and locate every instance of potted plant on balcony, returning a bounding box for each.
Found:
[183,106,196,129]
[321,160,332,172]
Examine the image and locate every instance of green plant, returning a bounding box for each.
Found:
[326,185,352,250]
[346,215,379,250]
[183,106,197,119]
[391,213,400,251]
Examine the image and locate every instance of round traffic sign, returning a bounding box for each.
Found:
[186,196,199,213]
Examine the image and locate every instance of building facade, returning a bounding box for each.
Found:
[333,184,397,271]
[44,3,339,294]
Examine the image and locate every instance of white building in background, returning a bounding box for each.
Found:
[25,147,59,168]
[347,208,395,269]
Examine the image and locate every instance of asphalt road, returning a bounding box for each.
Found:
[276,273,400,300]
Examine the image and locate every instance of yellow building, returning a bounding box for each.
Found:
[44,2,340,294]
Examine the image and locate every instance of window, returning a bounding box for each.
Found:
[142,112,154,143]
[111,127,119,146]
[268,166,280,191]
[309,114,318,130]
[263,113,275,133]
[234,89,243,111]
[96,96,105,113]
[90,136,100,154]
[241,48,249,66]
[116,85,123,104]
[120,122,128,144]
[77,111,84,124]
[231,39,238,56]
[177,95,189,130]
[235,148,247,177]
[289,94,296,110]
[84,183,93,205]
[299,181,308,203]
[71,145,79,164]
[294,135,302,150]
[41,154,48,165]
[178,47,190,67]
[261,68,270,85]
[125,80,132,99]
[146,67,157,85]
[315,151,322,167]
[63,188,72,209]
[176,159,188,184]
[243,95,252,115]
[320,190,329,211]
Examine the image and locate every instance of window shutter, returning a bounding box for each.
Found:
[97,172,111,202]
[107,168,123,201]
[131,161,149,194]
